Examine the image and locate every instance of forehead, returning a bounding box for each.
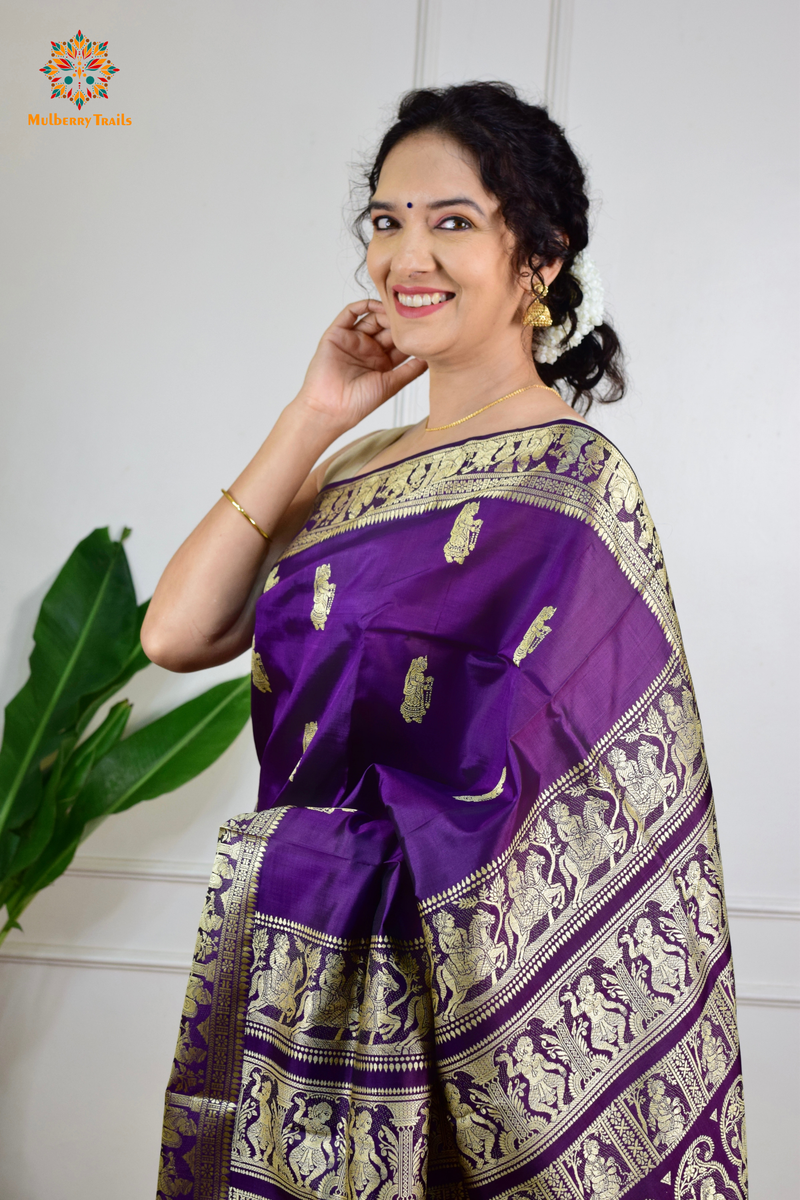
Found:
[376,131,494,205]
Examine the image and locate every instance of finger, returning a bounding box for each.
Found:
[335,327,395,373]
[329,298,384,331]
[384,346,411,369]
[383,341,426,370]
[383,357,428,398]
[353,311,384,337]
[370,307,390,330]
[372,326,399,352]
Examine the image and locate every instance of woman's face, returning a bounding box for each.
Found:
[366,132,537,366]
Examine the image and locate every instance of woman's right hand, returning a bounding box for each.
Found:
[295,299,428,433]
[142,300,426,672]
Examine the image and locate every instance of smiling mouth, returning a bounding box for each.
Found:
[393,289,455,314]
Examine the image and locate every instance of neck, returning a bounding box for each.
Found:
[424,331,544,425]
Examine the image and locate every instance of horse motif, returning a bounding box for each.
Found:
[549,797,627,906]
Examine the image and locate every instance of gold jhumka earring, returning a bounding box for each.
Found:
[522,281,553,328]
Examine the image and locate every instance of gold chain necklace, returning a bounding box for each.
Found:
[424,383,560,432]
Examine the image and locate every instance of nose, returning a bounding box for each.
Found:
[391,219,438,275]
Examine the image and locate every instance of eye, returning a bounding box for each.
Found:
[437,215,473,231]
[372,215,397,231]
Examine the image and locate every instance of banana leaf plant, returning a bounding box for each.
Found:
[0,527,251,946]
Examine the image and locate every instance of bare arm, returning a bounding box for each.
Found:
[141,299,426,672]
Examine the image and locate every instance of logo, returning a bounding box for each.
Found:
[39,30,118,111]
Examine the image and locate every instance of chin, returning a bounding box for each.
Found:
[390,324,448,362]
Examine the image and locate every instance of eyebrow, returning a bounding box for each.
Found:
[368,196,487,217]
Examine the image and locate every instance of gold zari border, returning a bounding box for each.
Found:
[283,424,684,660]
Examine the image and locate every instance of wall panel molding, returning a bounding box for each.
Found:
[0,941,190,974]
[412,0,440,90]
[68,855,210,884]
[728,897,800,921]
[735,985,800,1010]
[544,0,574,124]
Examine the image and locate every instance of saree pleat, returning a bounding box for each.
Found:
[158,421,746,1200]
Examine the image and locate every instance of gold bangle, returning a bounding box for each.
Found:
[220,489,271,542]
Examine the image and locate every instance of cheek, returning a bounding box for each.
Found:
[452,249,517,308]
[365,241,388,290]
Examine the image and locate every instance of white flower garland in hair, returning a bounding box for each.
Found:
[533,251,605,364]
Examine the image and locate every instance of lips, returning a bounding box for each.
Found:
[393,287,455,318]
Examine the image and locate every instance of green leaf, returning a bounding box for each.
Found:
[2,825,82,927]
[68,676,250,826]
[58,700,132,806]
[0,831,20,880]
[74,601,151,738]
[1,741,69,884]
[0,529,139,838]
[0,700,134,918]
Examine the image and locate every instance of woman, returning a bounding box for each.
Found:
[146,84,746,1200]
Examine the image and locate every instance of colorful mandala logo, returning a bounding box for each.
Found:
[40,30,119,111]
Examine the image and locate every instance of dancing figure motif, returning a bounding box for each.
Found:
[620,917,687,999]
[287,1099,335,1187]
[349,1110,387,1198]
[443,1082,497,1167]
[496,1037,567,1119]
[562,975,629,1059]
[676,860,723,938]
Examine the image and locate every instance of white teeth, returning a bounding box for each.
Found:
[398,291,450,308]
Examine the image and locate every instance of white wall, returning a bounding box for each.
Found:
[0,2,797,1196]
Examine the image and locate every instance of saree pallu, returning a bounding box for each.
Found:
[158,420,747,1200]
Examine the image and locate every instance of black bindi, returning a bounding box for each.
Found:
[407,202,413,208]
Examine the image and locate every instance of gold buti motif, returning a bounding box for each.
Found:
[513,605,557,666]
[289,721,318,782]
[263,566,281,593]
[251,642,271,693]
[400,656,433,724]
[454,767,507,802]
[310,563,336,630]
[443,501,483,564]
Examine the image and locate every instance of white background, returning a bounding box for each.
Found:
[0,1,797,1196]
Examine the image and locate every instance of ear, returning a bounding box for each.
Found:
[517,258,565,296]
[539,258,564,288]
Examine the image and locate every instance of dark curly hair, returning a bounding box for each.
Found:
[356,81,625,414]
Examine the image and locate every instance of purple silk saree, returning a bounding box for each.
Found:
[158,421,746,1200]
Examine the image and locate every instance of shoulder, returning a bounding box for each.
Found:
[316,426,412,490]
[311,430,379,493]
